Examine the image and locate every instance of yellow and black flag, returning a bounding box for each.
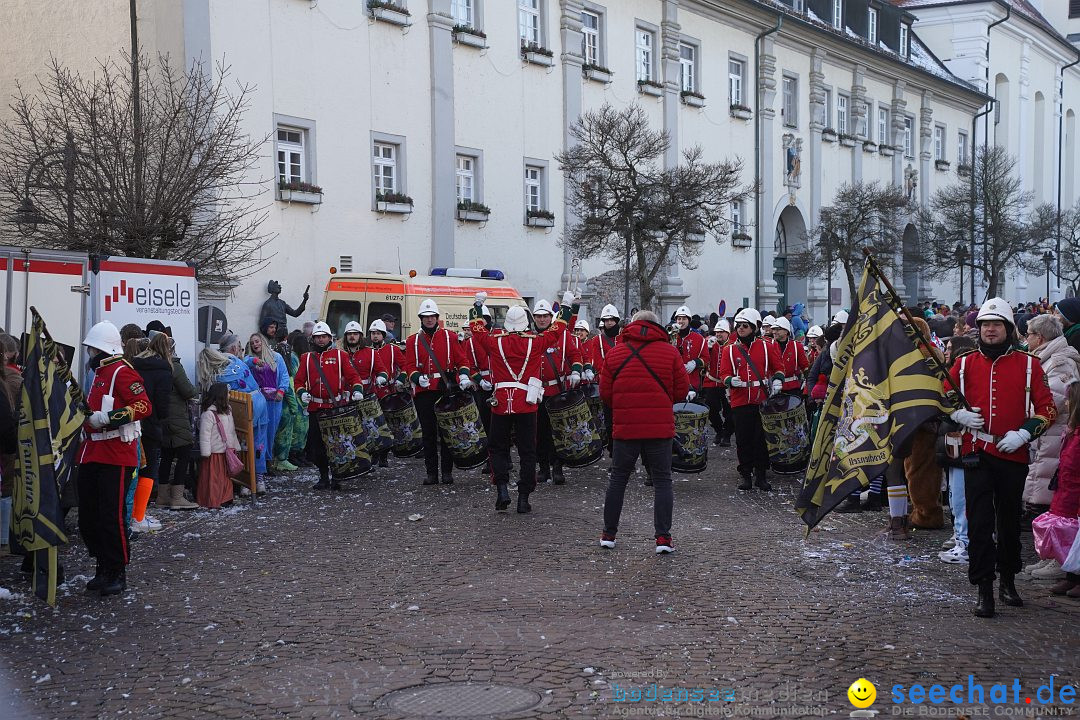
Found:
[13,308,86,605]
[796,261,951,530]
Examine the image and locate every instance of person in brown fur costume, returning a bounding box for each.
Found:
[904,316,946,530]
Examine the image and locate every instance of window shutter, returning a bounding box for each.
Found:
[1071,0,1080,18]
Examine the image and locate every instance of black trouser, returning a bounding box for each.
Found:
[602,403,614,452]
[489,412,537,493]
[77,463,133,571]
[474,387,492,434]
[414,390,454,476]
[965,452,1027,585]
[159,445,192,487]
[732,404,769,475]
[603,438,673,537]
[307,414,329,478]
[535,399,561,473]
[704,387,733,440]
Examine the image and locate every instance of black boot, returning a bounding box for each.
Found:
[99,567,127,597]
[85,561,106,594]
[973,579,995,618]
[754,467,771,491]
[834,495,863,513]
[718,434,732,447]
[552,463,565,485]
[861,491,885,511]
[312,473,330,491]
[537,465,551,484]
[441,471,454,484]
[495,484,510,512]
[999,574,1024,607]
[377,452,389,468]
[517,492,532,514]
[330,479,342,491]
[738,472,753,491]
[423,472,439,486]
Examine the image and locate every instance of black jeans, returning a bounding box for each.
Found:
[704,388,733,440]
[307,413,329,478]
[77,463,133,571]
[965,452,1027,585]
[489,412,537,493]
[603,438,674,537]
[159,445,192,487]
[535,400,561,473]
[414,391,454,476]
[732,404,769,475]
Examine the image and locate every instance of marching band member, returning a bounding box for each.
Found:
[760,314,776,341]
[535,298,584,485]
[584,305,622,452]
[463,304,495,445]
[718,309,785,492]
[468,291,577,513]
[672,306,707,399]
[370,319,407,398]
[704,319,734,447]
[294,322,364,491]
[403,299,474,486]
[770,316,809,394]
[340,320,391,468]
[805,325,824,366]
[573,319,591,346]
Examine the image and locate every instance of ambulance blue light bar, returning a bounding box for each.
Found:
[429,268,506,281]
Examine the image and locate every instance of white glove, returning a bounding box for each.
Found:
[950,407,984,430]
[299,391,312,405]
[393,381,406,392]
[88,410,110,429]
[351,390,364,402]
[684,361,697,373]
[475,291,488,304]
[707,336,718,348]
[996,429,1031,454]
[569,371,581,388]
[457,331,466,342]
[480,379,493,392]
[729,377,748,388]
[376,375,388,387]
[458,374,474,391]
[771,379,783,395]
[583,368,595,382]
[418,375,431,389]
[686,390,697,402]
[561,290,576,306]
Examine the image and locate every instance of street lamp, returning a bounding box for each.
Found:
[955,243,969,306]
[1044,250,1055,301]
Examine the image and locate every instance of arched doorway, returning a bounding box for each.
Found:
[902,223,920,304]
[774,205,807,312]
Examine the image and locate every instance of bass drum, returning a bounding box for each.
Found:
[545,389,603,468]
[434,391,489,470]
[760,393,810,475]
[581,383,610,449]
[379,391,424,458]
[673,402,709,474]
[358,395,395,455]
[314,404,372,481]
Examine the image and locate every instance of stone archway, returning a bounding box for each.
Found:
[774,205,808,312]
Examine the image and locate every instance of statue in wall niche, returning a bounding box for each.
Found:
[904,165,918,202]
[783,134,802,190]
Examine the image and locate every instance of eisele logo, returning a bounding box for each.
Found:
[104,278,193,312]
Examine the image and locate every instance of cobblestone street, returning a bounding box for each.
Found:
[1,448,1078,719]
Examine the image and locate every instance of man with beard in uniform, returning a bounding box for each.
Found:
[534,298,583,485]
[584,305,621,453]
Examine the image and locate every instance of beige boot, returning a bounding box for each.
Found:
[888,515,912,541]
[155,483,172,508]
[169,484,199,510]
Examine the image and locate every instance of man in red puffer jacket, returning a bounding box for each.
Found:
[599,310,691,555]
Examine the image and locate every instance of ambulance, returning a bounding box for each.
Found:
[320,268,529,338]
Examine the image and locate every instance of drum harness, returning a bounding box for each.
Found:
[418,330,460,393]
[495,335,541,405]
[344,349,379,397]
[308,350,348,408]
[732,341,773,405]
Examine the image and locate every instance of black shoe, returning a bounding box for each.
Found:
[330,481,342,491]
[496,484,511,511]
[999,575,1023,607]
[85,563,106,594]
[738,473,753,491]
[718,435,732,447]
[423,473,439,486]
[834,495,863,513]
[552,465,565,485]
[99,568,126,597]
[537,467,551,484]
[377,454,389,468]
[974,580,995,618]
[754,468,772,491]
[312,479,330,491]
[441,473,454,485]
[861,492,885,511]
[517,493,532,514]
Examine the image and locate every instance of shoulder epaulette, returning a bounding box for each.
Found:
[951,348,977,361]
[1015,348,1040,359]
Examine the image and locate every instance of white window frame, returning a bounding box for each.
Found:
[837,93,849,135]
[731,201,743,234]
[958,130,969,165]
[371,131,408,205]
[728,56,746,106]
[635,26,655,82]
[823,88,833,128]
[782,75,798,128]
[934,124,946,161]
[373,143,398,195]
[524,161,547,213]
[833,0,843,30]
[276,128,304,186]
[899,23,910,57]
[274,114,317,190]
[878,107,890,145]
[581,9,600,66]
[679,42,698,93]
[868,7,878,45]
[903,116,914,158]
[451,0,475,27]
[519,0,542,48]
[456,155,475,204]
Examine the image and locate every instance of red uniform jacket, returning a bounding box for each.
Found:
[78,356,154,467]
[295,348,363,411]
[403,328,470,395]
[373,343,406,398]
[775,339,810,392]
[718,337,786,407]
[949,348,1056,463]
[463,335,491,384]
[540,327,583,397]
[583,333,619,379]
[343,346,388,393]
[702,338,728,389]
[674,330,708,391]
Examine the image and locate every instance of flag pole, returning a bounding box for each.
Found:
[860,249,972,411]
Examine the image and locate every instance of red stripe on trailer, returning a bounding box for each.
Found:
[0,258,84,275]
[99,260,195,276]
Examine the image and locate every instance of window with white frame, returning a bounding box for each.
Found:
[833,0,843,30]
[519,0,541,47]
[456,155,476,204]
[868,7,878,45]
[837,93,849,135]
[958,130,969,164]
[878,107,890,145]
[581,10,600,66]
[276,127,305,186]
[373,142,398,195]
[636,28,655,82]
[899,24,910,57]
[934,125,946,161]
[861,101,872,137]
[524,165,544,212]
[728,58,745,106]
[903,116,914,158]
[823,89,832,127]
[679,43,697,93]
[782,76,798,127]
[731,201,743,234]
[451,0,474,26]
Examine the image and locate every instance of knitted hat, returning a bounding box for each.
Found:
[965,310,978,327]
[1058,297,1080,325]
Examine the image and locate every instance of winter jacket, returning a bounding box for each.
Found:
[161,358,197,449]
[600,320,689,440]
[1049,429,1080,518]
[129,355,174,449]
[199,407,241,457]
[1024,335,1080,505]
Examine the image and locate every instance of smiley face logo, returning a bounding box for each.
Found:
[847,678,876,708]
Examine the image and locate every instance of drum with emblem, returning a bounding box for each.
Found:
[545,389,603,468]
[760,393,810,474]
[358,394,394,455]
[581,383,609,449]
[314,404,372,481]
[672,402,709,474]
[434,390,488,469]
[379,391,424,457]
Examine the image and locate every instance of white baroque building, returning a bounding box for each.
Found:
[0,0,1017,330]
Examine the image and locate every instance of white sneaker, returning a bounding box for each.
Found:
[1031,558,1064,579]
[939,544,968,564]
[131,514,162,533]
[256,480,267,495]
[1023,558,1049,573]
[941,536,957,550]
[240,486,251,497]
[599,534,616,549]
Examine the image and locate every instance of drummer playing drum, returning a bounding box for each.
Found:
[769,316,809,394]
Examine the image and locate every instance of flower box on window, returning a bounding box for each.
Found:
[522,43,555,67]
[957,162,972,177]
[681,90,706,108]
[638,79,663,97]
[453,24,487,48]
[732,232,753,249]
[839,133,857,148]
[583,63,613,84]
[730,104,753,120]
[935,159,951,171]
[526,209,555,227]
[375,192,414,214]
[879,144,896,157]
[821,128,838,142]
[863,141,878,154]
[278,181,323,205]
[368,0,411,26]
[456,201,490,222]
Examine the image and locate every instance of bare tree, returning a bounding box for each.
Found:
[1054,202,1080,296]
[916,145,1052,299]
[0,55,271,289]
[787,181,909,303]
[556,104,751,313]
